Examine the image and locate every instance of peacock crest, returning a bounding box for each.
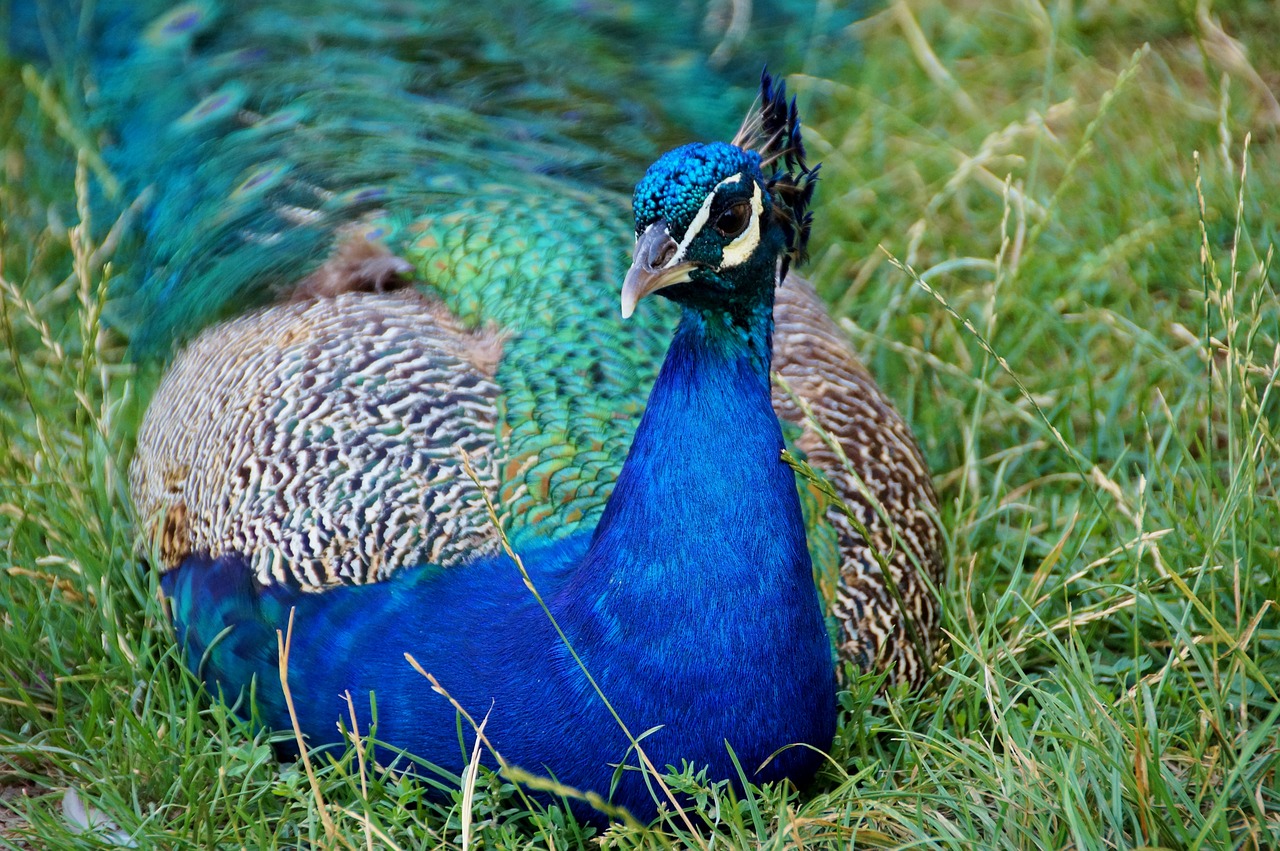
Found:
[732,69,820,281]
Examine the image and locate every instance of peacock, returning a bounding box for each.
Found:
[15,0,944,823]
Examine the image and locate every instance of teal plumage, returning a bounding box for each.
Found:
[18,0,944,823]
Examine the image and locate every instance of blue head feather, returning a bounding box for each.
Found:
[632,142,765,238]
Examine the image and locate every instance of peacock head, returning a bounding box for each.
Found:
[622,70,818,322]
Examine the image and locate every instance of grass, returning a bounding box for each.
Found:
[2,0,1279,847]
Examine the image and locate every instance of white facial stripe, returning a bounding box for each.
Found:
[718,181,763,269]
[670,172,745,265]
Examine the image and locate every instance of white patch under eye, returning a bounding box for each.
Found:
[671,173,744,265]
[717,181,763,270]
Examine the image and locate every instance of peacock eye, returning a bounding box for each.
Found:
[713,201,752,238]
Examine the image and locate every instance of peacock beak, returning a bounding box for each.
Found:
[621,220,698,319]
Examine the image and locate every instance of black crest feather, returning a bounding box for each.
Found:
[732,68,819,280]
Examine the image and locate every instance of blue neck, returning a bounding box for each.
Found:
[563,300,814,658]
